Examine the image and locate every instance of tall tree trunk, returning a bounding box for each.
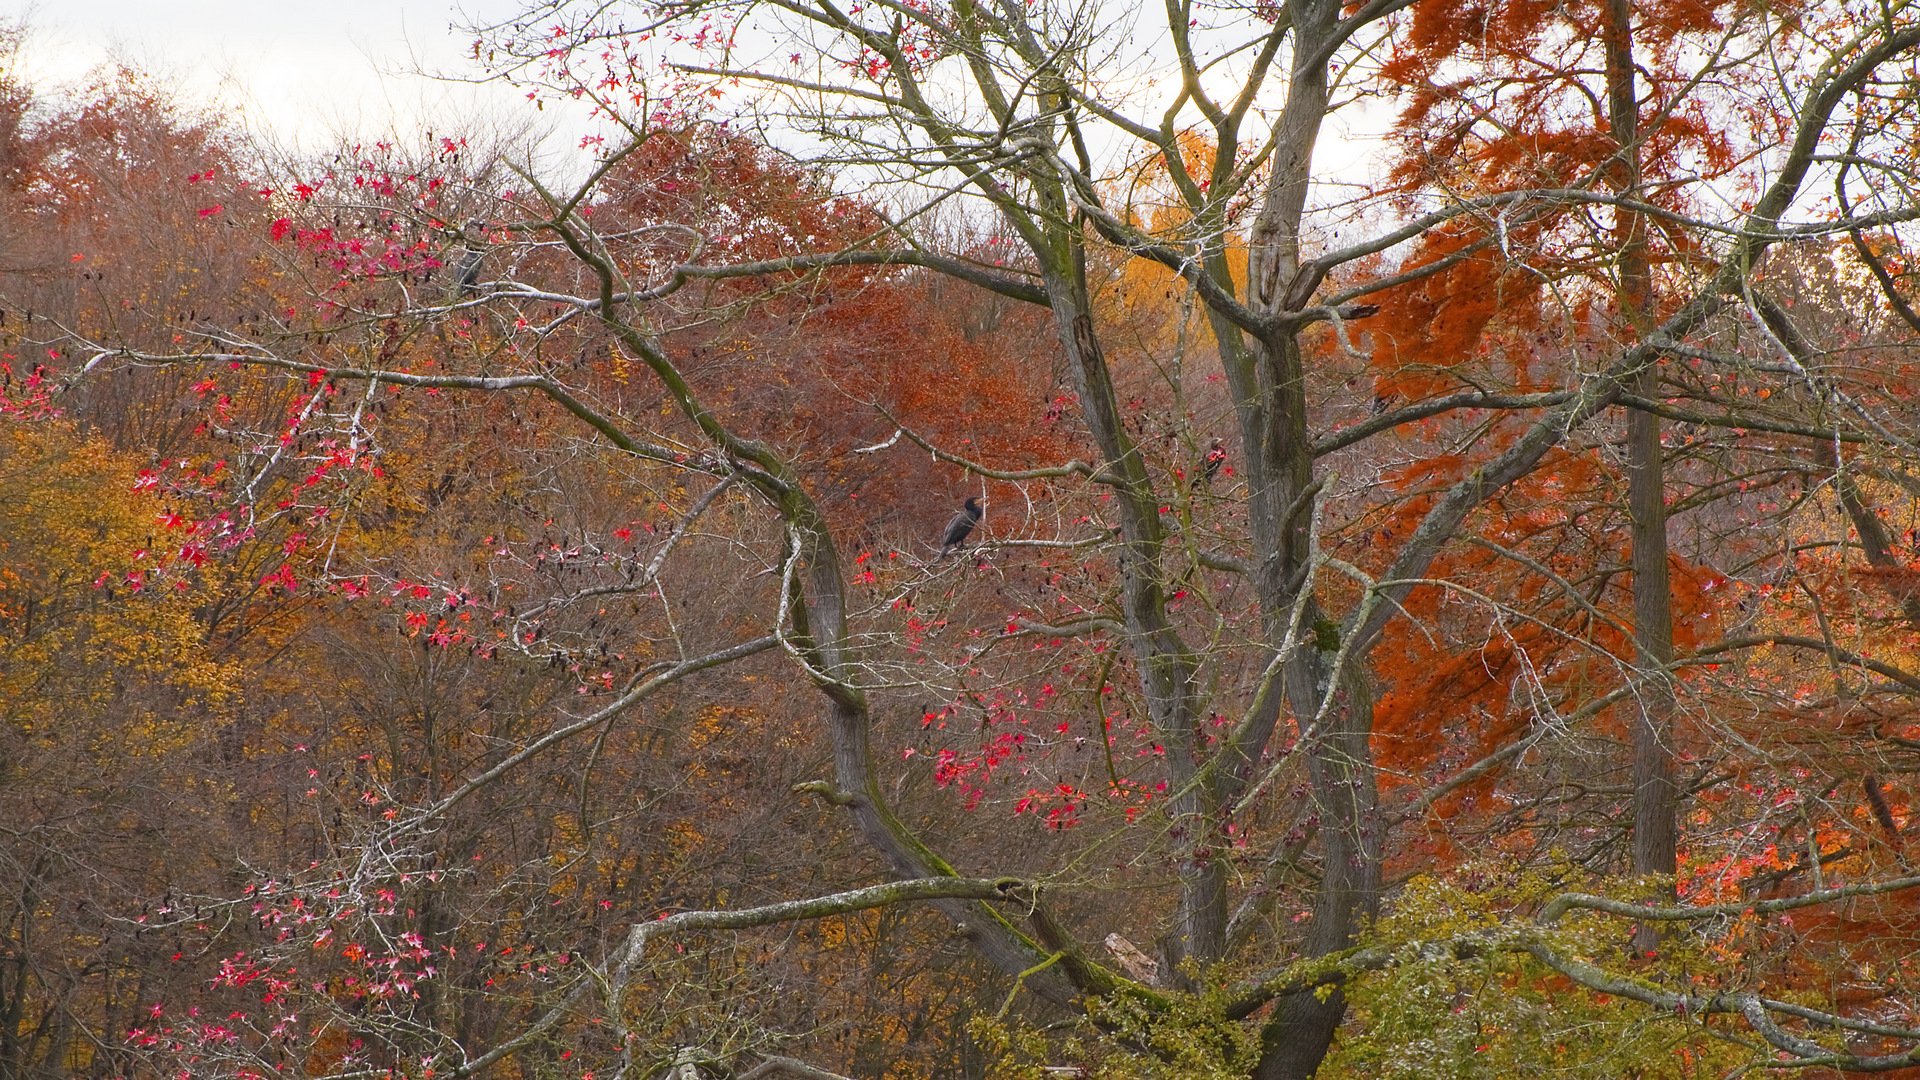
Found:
[1040,257,1218,976]
[1605,0,1679,937]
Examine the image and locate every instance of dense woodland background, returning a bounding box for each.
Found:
[7,0,1920,1077]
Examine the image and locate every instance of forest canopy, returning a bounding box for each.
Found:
[7,1,1920,1078]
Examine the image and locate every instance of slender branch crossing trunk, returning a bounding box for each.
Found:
[1039,252,1218,977]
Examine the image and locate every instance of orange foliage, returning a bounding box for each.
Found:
[1366,446,1722,833]
[1367,224,1545,399]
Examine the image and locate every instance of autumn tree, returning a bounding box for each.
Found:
[16,1,1920,1078]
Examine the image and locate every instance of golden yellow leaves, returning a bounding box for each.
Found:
[0,419,238,760]
[1100,132,1250,352]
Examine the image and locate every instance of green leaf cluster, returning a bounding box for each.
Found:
[1320,866,1745,1080]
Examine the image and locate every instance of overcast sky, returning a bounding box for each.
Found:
[17,0,1386,205]
[19,1,590,159]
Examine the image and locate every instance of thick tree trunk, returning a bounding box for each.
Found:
[1255,654,1379,1080]
[1242,4,1383,1076]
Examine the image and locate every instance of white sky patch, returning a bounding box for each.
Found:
[17,0,601,170]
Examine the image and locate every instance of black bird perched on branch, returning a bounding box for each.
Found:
[450,219,487,295]
[937,496,987,559]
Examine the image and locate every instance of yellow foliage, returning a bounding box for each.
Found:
[1102,131,1250,351]
[0,419,237,760]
